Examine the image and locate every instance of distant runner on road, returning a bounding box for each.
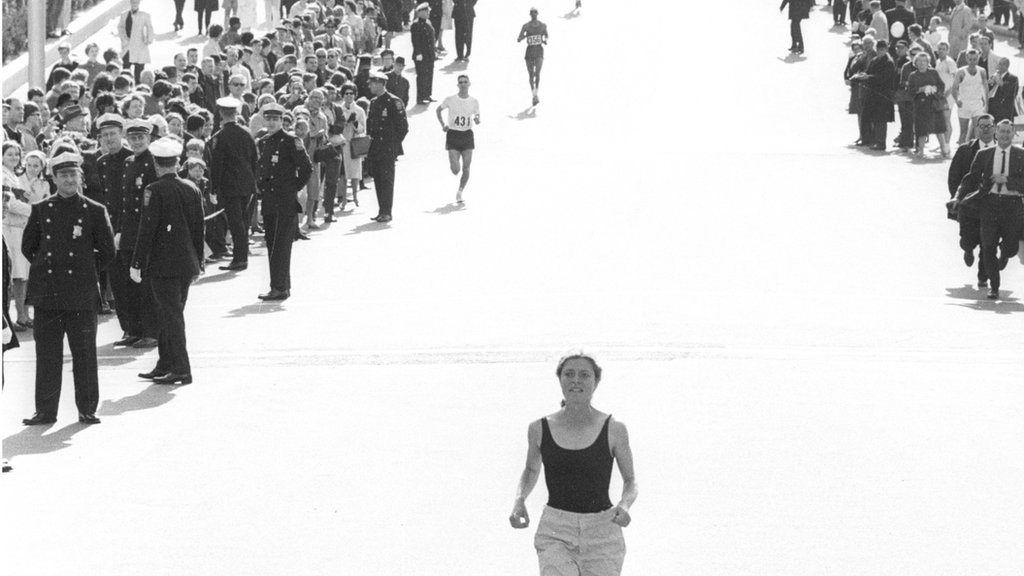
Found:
[436,75,480,205]
[518,8,548,107]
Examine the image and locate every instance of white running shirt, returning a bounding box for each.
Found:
[441,94,480,132]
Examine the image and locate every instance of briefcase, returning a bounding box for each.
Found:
[349,136,371,159]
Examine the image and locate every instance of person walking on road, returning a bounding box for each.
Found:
[411,3,437,105]
[131,138,205,386]
[209,97,258,272]
[509,351,638,576]
[21,151,115,426]
[948,0,974,60]
[436,74,480,205]
[452,0,476,62]
[118,0,155,83]
[780,0,811,54]
[366,72,409,223]
[254,104,312,301]
[947,113,996,288]
[951,49,989,144]
[518,8,548,107]
[907,51,949,157]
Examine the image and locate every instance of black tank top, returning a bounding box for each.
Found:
[540,415,614,514]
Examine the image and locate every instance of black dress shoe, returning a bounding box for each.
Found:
[23,413,57,425]
[869,144,886,151]
[78,413,101,425]
[296,232,310,240]
[324,215,334,223]
[987,287,999,299]
[258,289,290,301]
[114,334,140,347]
[138,369,168,379]
[133,337,159,349]
[219,261,248,271]
[378,215,392,223]
[153,373,192,385]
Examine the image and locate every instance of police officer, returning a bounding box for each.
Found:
[21,151,116,425]
[96,113,133,313]
[209,96,259,272]
[411,3,437,105]
[131,138,205,385]
[112,118,160,348]
[255,103,312,301]
[453,0,477,62]
[366,71,409,224]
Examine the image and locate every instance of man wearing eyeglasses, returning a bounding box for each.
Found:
[948,113,996,288]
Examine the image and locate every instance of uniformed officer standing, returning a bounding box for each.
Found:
[366,71,409,224]
[411,3,437,105]
[21,151,116,426]
[209,96,259,272]
[255,103,312,301]
[130,138,205,385]
[112,118,159,348]
[96,113,133,314]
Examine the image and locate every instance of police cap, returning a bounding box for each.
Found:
[124,118,153,136]
[96,113,125,130]
[149,137,184,159]
[50,151,83,173]
[216,96,243,110]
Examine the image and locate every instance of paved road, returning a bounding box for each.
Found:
[2,1,1023,574]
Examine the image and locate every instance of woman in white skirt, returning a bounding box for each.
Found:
[510,351,638,576]
[337,84,366,211]
[2,142,37,330]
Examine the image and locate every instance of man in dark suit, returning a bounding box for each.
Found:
[113,118,159,349]
[856,39,897,150]
[386,57,412,107]
[987,57,1019,124]
[130,138,205,386]
[209,96,258,271]
[453,0,476,62]
[255,103,312,301]
[954,120,1024,300]
[366,72,409,223]
[411,3,437,104]
[947,114,996,287]
[884,0,915,54]
[21,151,116,425]
[779,0,811,54]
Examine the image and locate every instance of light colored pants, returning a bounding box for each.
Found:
[534,506,625,576]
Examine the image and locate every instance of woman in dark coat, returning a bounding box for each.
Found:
[780,0,812,54]
[845,39,865,116]
[195,0,219,36]
[906,51,949,157]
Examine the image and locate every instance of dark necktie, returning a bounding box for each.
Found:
[126,10,134,39]
[999,150,1006,193]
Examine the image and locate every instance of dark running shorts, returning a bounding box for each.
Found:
[445,129,475,151]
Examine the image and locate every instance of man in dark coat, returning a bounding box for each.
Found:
[366,71,409,223]
[987,57,1019,124]
[131,138,205,386]
[884,0,915,55]
[779,0,811,54]
[411,3,437,104]
[386,57,411,107]
[858,39,897,150]
[21,151,116,426]
[453,0,476,61]
[209,96,258,271]
[254,103,312,301]
[947,114,996,287]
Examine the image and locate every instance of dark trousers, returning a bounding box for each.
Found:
[281,0,295,18]
[110,251,157,338]
[263,209,297,291]
[205,212,229,255]
[174,0,186,27]
[790,19,804,50]
[151,276,192,375]
[858,112,874,143]
[957,212,989,283]
[979,195,1024,290]
[833,0,847,23]
[430,16,443,41]
[415,58,434,102]
[223,194,251,264]
[198,9,213,33]
[896,102,914,147]
[871,119,888,147]
[454,17,473,58]
[321,156,342,215]
[32,307,99,416]
[122,53,144,83]
[371,154,396,217]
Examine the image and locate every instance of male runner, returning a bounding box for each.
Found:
[517,8,548,107]
[436,75,481,204]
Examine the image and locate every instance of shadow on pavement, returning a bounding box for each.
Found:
[427,203,465,215]
[829,24,851,35]
[3,422,90,461]
[440,60,468,75]
[509,107,537,121]
[777,53,807,64]
[96,343,143,367]
[561,9,580,19]
[344,221,389,235]
[194,269,246,286]
[408,103,431,116]
[153,31,178,42]
[223,301,287,318]
[945,284,1023,314]
[99,383,177,417]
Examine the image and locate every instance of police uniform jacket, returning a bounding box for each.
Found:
[81,149,104,204]
[119,150,158,252]
[367,91,409,160]
[22,193,115,310]
[131,174,205,278]
[209,120,258,198]
[386,72,411,107]
[411,19,436,61]
[98,146,134,232]
[256,129,313,214]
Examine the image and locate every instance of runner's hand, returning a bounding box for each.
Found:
[611,505,631,527]
[509,501,530,529]
[441,125,448,132]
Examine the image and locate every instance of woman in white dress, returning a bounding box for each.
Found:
[2,143,41,330]
[238,0,259,30]
[337,84,366,211]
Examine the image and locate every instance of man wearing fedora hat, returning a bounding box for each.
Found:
[21,150,115,426]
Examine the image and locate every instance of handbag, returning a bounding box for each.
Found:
[348,135,371,159]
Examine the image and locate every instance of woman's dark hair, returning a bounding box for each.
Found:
[91,73,114,97]
[93,92,116,114]
[208,24,224,38]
